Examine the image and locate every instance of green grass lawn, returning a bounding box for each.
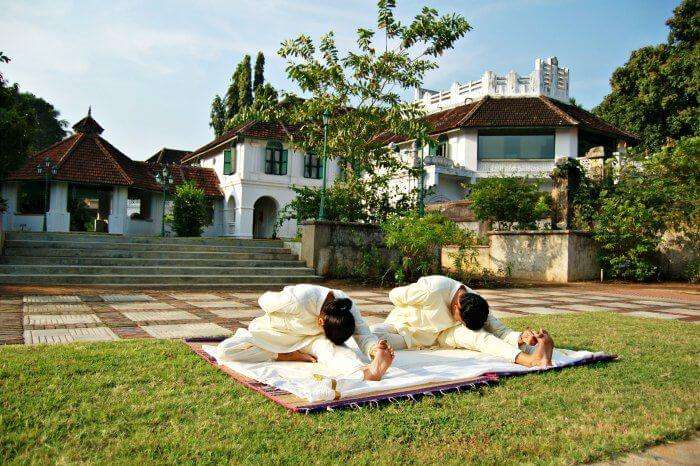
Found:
[1,313,698,465]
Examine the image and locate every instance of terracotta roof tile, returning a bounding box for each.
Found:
[384,96,639,144]
[184,120,302,162]
[5,113,223,197]
[146,148,192,165]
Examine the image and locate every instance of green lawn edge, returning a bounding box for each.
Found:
[1,312,699,465]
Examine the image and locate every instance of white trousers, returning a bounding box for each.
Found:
[370,323,526,363]
[216,331,368,375]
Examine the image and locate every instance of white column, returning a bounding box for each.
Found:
[555,128,579,159]
[109,186,128,234]
[1,182,18,231]
[46,182,69,232]
[463,129,479,171]
[152,192,164,236]
[236,206,254,238]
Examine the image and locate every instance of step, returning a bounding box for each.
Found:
[0,265,317,276]
[0,256,306,267]
[3,231,285,247]
[0,274,321,286]
[4,240,291,254]
[3,248,297,261]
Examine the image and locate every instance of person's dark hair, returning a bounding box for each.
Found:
[320,297,355,345]
[458,292,489,330]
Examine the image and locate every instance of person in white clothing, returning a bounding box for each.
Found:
[371,275,554,367]
[216,284,394,380]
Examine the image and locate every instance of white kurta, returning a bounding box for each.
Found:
[216,284,379,372]
[377,275,524,362]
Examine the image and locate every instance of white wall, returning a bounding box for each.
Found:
[555,127,578,159]
[197,137,342,239]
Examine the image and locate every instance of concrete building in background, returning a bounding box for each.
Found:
[0,57,638,239]
[1,111,222,237]
[180,121,340,239]
[384,57,638,203]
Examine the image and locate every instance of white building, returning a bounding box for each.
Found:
[1,111,224,237]
[385,57,637,203]
[181,121,341,239]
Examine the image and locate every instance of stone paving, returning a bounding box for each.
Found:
[0,285,698,345]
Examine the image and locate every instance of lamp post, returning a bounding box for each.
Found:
[35,156,58,232]
[318,109,330,221]
[415,141,425,217]
[154,165,173,237]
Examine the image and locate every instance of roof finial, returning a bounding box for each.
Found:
[88,106,92,117]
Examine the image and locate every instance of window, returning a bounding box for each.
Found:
[429,135,449,158]
[477,131,555,159]
[17,181,48,215]
[223,146,236,175]
[265,141,288,175]
[303,152,323,179]
[127,189,152,220]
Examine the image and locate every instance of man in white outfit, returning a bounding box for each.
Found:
[216,284,394,381]
[371,275,554,367]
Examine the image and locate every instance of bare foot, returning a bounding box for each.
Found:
[363,340,394,381]
[535,329,554,367]
[276,350,317,363]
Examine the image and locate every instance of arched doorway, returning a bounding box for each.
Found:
[252,196,277,239]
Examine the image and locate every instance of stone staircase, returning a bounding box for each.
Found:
[0,232,319,288]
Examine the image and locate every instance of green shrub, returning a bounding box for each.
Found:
[382,212,475,283]
[592,137,699,282]
[468,176,550,230]
[170,181,211,237]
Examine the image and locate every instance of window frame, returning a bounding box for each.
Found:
[477,129,555,160]
[303,151,323,179]
[16,181,49,215]
[264,140,288,175]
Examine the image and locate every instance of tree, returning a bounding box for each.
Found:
[209,94,226,137]
[253,52,265,91]
[274,2,471,176]
[238,1,470,223]
[224,62,242,120]
[237,54,253,110]
[169,181,212,237]
[468,176,550,230]
[16,92,67,152]
[0,52,35,183]
[594,0,699,151]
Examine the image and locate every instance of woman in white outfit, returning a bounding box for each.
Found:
[216,284,394,381]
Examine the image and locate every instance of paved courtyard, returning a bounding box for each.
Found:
[1,284,698,345]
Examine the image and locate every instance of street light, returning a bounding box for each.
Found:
[415,141,425,217]
[318,109,331,221]
[154,165,174,237]
[35,156,58,232]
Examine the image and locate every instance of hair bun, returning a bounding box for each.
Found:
[331,297,353,314]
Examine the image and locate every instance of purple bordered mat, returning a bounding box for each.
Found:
[185,337,616,414]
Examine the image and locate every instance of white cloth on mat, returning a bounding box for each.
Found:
[203,339,607,403]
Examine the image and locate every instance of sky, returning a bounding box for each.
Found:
[1,0,679,160]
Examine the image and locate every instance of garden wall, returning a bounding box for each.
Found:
[300,220,397,277]
[443,230,600,283]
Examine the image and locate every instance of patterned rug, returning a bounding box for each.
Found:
[186,337,616,414]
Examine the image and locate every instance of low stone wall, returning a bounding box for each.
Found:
[443,230,600,283]
[300,220,396,277]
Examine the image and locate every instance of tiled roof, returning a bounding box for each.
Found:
[385,96,639,144]
[6,113,222,197]
[146,148,192,165]
[184,120,301,163]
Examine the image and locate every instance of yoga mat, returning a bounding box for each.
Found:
[186,337,615,414]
